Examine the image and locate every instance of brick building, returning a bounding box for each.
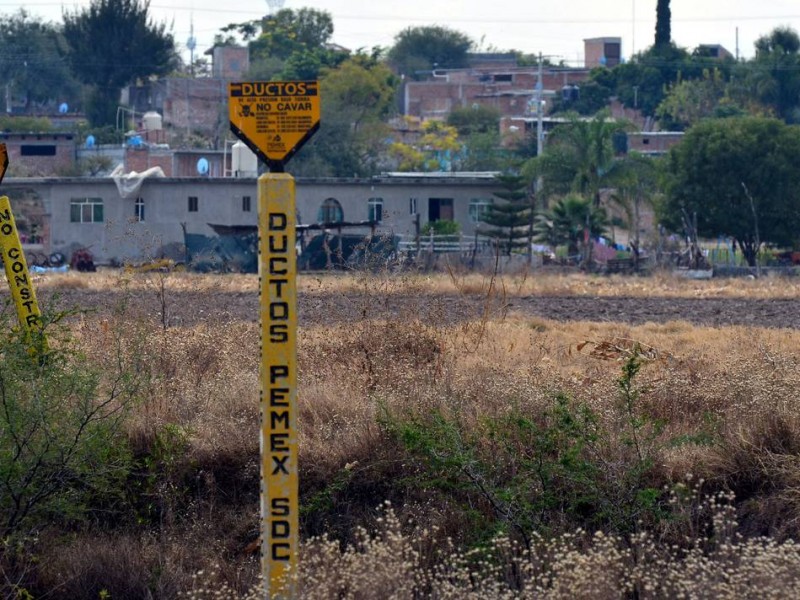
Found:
[0,132,77,176]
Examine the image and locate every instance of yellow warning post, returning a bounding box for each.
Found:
[259,172,298,597]
[0,196,44,334]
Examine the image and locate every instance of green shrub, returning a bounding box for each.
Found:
[0,308,134,540]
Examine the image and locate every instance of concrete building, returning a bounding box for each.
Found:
[584,37,622,68]
[4,174,502,265]
[0,132,77,176]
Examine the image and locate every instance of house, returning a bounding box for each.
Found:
[4,173,503,265]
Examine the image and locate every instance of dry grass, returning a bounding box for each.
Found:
[30,266,800,299]
[7,268,800,598]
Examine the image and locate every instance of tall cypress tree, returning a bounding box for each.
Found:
[479,174,533,256]
[655,0,671,49]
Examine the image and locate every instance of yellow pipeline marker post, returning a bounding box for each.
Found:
[0,144,45,348]
[230,81,319,598]
[259,173,298,596]
[0,196,45,338]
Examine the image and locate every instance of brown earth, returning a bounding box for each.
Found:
[37,287,800,330]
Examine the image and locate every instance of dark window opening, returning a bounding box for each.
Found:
[188,196,199,212]
[21,145,56,156]
[242,195,251,212]
[428,198,454,222]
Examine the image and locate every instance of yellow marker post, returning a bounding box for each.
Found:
[259,172,298,597]
[230,81,319,598]
[0,196,44,334]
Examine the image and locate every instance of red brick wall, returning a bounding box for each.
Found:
[1,133,76,176]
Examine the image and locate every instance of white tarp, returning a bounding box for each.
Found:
[110,164,166,198]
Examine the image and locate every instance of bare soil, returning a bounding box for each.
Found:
[38,286,800,330]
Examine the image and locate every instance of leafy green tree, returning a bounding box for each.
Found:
[656,68,731,130]
[479,173,533,255]
[63,0,176,126]
[655,0,671,49]
[534,194,609,259]
[248,8,334,62]
[661,117,800,265]
[747,27,800,122]
[288,56,398,177]
[447,105,500,136]
[0,11,80,112]
[525,110,630,206]
[388,25,473,78]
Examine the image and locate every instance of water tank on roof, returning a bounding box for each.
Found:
[197,157,210,175]
[142,111,162,131]
[232,141,258,177]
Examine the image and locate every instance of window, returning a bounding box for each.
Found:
[493,74,513,83]
[468,198,492,223]
[21,145,56,156]
[188,196,198,212]
[368,198,383,222]
[428,198,454,222]
[409,197,417,215]
[134,197,145,222]
[317,198,343,223]
[242,195,252,212]
[70,198,104,223]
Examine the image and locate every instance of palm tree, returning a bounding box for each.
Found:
[534,195,609,262]
[524,110,631,207]
[608,152,661,269]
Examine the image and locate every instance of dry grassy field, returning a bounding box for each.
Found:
[3,268,800,598]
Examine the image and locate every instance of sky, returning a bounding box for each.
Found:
[2,0,799,66]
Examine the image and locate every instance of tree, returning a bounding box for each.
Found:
[0,11,80,112]
[661,117,800,265]
[608,153,661,268]
[288,56,398,177]
[247,8,334,62]
[388,25,473,78]
[656,68,731,130]
[479,173,533,255]
[655,0,671,49]
[63,0,176,126]
[389,120,463,172]
[748,27,800,122]
[525,110,630,206]
[534,195,609,260]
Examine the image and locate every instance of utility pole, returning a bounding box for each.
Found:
[536,52,544,158]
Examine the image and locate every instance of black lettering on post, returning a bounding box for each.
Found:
[270,388,289,406]
[271,520,290,538]
[270,410,290,429]
[25,315,39,327]
[8,247,20,259]
[0,208,10,222]
[269,257,288,275]
[21,300,34,314]
[268,213,287,231]
[19,287,30,300]
[271,497,290,516]
[272,543,291,561]
[270,324,288,342]
[15,274,28,288]
[0,223,11,236]
[268,279,288,297]
[270,302,289,320]
[270,433,289,452]
[271,455,290,475]
[269,235,288,253]
[270,365,289,383]
[11,261,23,274]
